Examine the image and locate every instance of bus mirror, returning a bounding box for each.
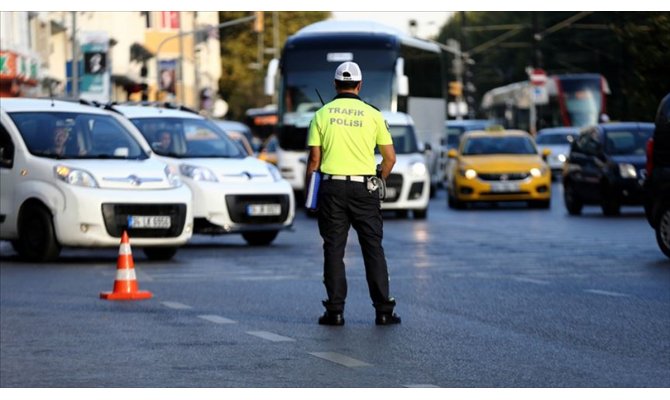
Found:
[264,58,279,96]
[395,57,409,96]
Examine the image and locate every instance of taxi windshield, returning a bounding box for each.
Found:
[462,136,537,156]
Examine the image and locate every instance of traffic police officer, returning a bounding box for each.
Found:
[306,61,401,326]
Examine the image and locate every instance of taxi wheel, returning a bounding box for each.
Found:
[448,193,465,210]
[655,205,670,258]
[17,204,61,262]
[143,246,178,261]
[243,230,279,246]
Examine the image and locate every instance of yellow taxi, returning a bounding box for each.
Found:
[446,129,551,209]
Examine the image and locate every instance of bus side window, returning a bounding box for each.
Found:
[0,124,15,169]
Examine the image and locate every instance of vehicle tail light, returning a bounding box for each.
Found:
[646,137,654,176]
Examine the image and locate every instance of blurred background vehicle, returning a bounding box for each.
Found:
[446,129,551,209]
[112,104,295,246]
[644,93,670,258]
[443,119,495,185]
[257,134,278,165]
[563,122,654,216]
[214,119,258,156]
[0,98,193,261]
[535,127,579,179]
[377,112,430,219]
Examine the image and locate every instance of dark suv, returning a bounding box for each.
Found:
[563,122,654,215]
[644,93,670,258]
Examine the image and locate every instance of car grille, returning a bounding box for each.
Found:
[478,172,529,181]
[225,194,290,224]
[101,203,187,238]
[385,173,403,203]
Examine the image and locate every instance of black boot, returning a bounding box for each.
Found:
[375,312,401,325]
[318,311,344,326]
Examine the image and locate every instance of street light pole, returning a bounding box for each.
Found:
[154,14,256,101]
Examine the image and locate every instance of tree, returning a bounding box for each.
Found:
[436,11,670,121]
[218,11,330,121]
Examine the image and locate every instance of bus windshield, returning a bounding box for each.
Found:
[560,77,602,127]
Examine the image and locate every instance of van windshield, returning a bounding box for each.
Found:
[8,112,147,159]
[131,118,244,159]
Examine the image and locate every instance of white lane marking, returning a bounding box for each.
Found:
[308,352,372,368]
[513,277,550,285]
[197,315,237,324]
[402,384,441,388]
[246,331,295,342]
[584,289,630,298]
[161,301,193,310]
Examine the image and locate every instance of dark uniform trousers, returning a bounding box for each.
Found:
[317,178,396,314]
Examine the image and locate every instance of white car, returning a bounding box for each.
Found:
[0,98,193,261]
[535,127,579,179]
[113,104,295,246]
[377,112,430,219]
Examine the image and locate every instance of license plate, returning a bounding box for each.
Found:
[385,187,398,198]
[489,182,520,193]
[127,215,171,229]
[246,204,282,216]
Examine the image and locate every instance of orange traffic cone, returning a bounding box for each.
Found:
[100,231,153,301]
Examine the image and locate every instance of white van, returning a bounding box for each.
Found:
[112,104,295,246]
[378,112,430,219]
[0,98,193,261]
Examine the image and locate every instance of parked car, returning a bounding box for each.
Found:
[535,127,579,179]
[644,93,670,258]
[112,104,295,246]
[446,129,551,209]
[377,112,430,219]
[0,98,193,261]
[443,119,495,185]
[563,122,654,216]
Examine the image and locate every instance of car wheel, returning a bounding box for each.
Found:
[448,193,465,210]
[413,208,428,219]
[601,197,621,216]
[563,181,582,215]
[529,200,551,209]
[242,230,279,246]
[143,246,178,261]
[16,204,61,261]
[656,205,670,259]
[395,210,409,218]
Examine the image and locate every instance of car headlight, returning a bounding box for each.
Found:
[530,166,549,178]
[618,163,637,178]
[179,164,218,182]
[557,154,567,163]
[410,162,427,177]
[164,165,182,187]
[267,163,283,182]
[460,168,477,179]
[54,165,98,187]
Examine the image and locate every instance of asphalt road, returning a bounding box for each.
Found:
[1,183,669,388]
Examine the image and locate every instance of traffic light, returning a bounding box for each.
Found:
[449,81,463,97]
[253,11,264,32]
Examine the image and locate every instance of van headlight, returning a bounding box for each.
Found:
[180,164,218,182]
[267,163,283,182]
[618,163,637,178]
[410,162,427,177]
[54,165,98,187]
[164,165,182,187]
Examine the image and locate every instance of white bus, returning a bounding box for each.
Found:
[265,20,447,196]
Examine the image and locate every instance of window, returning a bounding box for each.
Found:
[0,124,14,169]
